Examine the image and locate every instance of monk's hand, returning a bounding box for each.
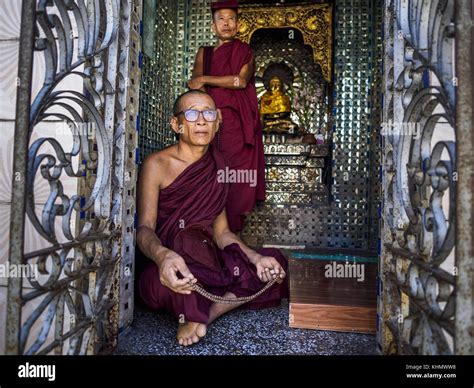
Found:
[159,251,197,295]
[253,256,286,284]
[187,77,205,90]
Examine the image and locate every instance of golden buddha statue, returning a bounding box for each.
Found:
[260,77,291,114]
[259,76,298,133]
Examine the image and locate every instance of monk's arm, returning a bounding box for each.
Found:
[136,157,171,265]
[136,155,197,294]
[136,226,169,267]
[203,59,254,89]
[212,210,285,283]
[192,47,204,77]
[211,209,262,264]
[190,47,206,91]
[189,55,255,90]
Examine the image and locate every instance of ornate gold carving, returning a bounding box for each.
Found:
[237,3,332,81]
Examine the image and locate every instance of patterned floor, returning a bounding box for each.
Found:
[115,300,377,355]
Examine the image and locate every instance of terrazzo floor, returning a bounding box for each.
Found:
[115,300,377,355]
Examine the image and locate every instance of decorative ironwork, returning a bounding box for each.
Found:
[7,0,141,355]
[379,0,457,354]
[237,3,333,82]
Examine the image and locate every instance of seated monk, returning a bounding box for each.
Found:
[136,89,288,347]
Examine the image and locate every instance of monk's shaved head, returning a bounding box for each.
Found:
[173,89,215,116]
[212,8,238,21]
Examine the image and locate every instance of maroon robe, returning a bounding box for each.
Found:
[138,146,288,324]
[204,39,266,232]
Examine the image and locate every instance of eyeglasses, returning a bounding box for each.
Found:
[175,109,218,122]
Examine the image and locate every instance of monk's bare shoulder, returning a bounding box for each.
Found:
[141,145,178,189]
[141,145,183,190]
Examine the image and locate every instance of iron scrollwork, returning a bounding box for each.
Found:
[379,0,456,355]
[7,0,140,355]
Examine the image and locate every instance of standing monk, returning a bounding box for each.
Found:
[188,0,265,233]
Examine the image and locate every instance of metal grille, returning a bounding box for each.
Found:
[117,0,142,333]
[367,0,383,253]
[7,0,141,355]
[138,0,179,162]
[176,0,214,95]
[138,0,214,161]
[378,0,458,355]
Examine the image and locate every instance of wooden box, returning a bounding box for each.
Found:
[288,250,378,334]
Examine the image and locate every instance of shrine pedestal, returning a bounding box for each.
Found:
[262,141,329,206]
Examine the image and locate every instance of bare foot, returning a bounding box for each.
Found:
[207,292,245,325]
[177,321,207,346]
